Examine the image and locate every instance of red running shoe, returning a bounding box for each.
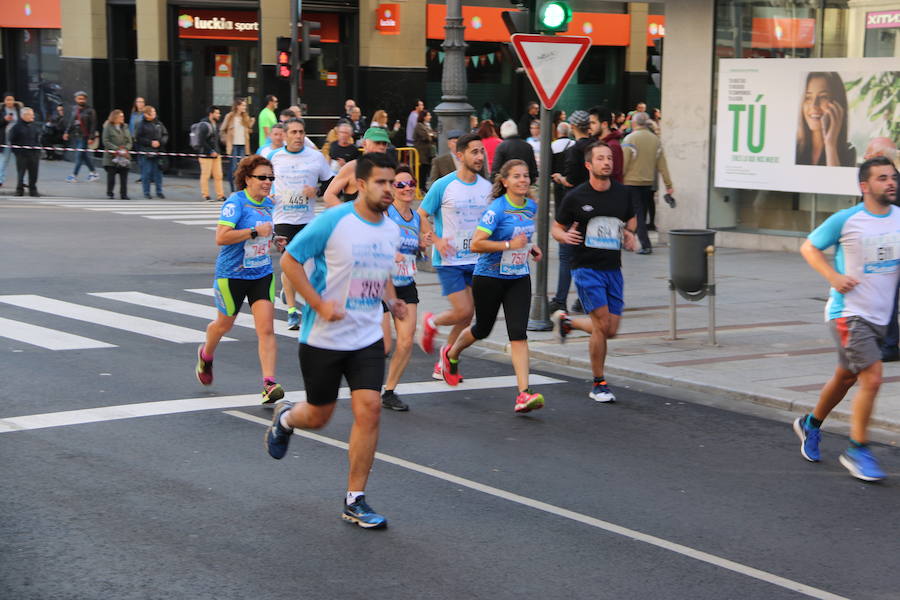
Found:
[440,345,462,386]
[419,312,437,354]
[514,390,545,413]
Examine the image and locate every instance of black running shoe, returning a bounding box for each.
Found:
[265,402,294,459]
[381,390,409,411]
[342,495,387,529]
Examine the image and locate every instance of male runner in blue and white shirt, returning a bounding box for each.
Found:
[795,156,899,481]
[267,153,405,528]
[417,133,492,379]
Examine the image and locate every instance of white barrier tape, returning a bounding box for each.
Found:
[0,144,239,159]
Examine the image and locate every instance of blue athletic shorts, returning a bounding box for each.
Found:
[437,264,475,296]
[572,268,624,315]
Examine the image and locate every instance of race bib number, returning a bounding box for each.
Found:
[243,237,272,269]
[283,190,309,213]
[454,231,474,261]
[500,245,530,276]
[863,235,900,274]
[346,269,385,311]
[395,253,417,279]
[585,216,623,250]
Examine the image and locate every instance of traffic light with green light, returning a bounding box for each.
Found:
[535,1,572,33]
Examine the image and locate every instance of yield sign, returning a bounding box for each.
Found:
[510,34,591,110]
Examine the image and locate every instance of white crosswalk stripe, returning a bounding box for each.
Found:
[22,197,327,228]
[90,291,296,337]
[0,295,232,344]
[0,316,116,350]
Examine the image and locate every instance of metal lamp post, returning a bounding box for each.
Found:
[433,0,474,148]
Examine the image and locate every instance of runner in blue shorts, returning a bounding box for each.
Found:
[417,133,492,379]
[551,141,637,402]
[195,154,287,404]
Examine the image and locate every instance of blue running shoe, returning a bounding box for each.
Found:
[839,445,886,482]
[342,495,387,529]
[287,309,301,330]
[792,416,821,462]
[589,380,616,402]
[265,402,294,459]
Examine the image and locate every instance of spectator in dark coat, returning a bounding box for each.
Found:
[134,105,168,199]
[490,119,538,183]
[517,101,539,139]
[9,107,42,196]
[62,91,99,182]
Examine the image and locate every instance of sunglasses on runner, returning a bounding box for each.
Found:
[392,180,416,189]
[249,175,276,181]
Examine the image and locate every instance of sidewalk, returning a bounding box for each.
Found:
[5,158,899,434]
[415,240,900,435]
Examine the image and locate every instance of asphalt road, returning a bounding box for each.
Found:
[1,197,899,600]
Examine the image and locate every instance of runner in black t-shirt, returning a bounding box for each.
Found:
[551,140,637,402]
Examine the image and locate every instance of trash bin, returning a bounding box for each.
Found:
[669,229,716,298]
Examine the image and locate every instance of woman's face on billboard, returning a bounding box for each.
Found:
[802,76,833,132]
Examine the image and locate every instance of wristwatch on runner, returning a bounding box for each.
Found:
[250,228,258,239]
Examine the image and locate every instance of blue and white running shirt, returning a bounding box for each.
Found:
[808,203,900,326]
[215,190,275,280]
[474,195,538,279]
[420,172,492,267]
[270,146,333,226]
[286,202,401,350]
[387,204,421,287]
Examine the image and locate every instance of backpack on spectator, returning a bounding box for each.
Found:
[188,121,210,153]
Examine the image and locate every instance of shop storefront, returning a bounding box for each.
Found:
[0,0,62,121]
[708,0,900,238]
[171,5,350,149]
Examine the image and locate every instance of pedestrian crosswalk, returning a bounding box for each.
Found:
[0,287,301,352]
[4,197,327,230]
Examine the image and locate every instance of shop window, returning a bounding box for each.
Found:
[709,0,862,237]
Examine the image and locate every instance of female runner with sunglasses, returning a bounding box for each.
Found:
[438,159,546,413]
[195,154,288,404]
[380,165,427,411]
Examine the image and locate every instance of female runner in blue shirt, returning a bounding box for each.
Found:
[195,154,287,404]
[438,159,546,413]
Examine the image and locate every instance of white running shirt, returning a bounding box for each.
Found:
[420,172,493,267]
[270,146,333,226]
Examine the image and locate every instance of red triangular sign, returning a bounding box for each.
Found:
[510,34,591,110]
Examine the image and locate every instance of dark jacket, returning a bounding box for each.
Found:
[490,136,538,182]
[198,117,221,156]
[601,129,625,183]
[518,112,538,139]
[9,120,42,155]
[135,118,169,154]
[65,103,98,140]
[413,122,437,166]
[564,136,598,190]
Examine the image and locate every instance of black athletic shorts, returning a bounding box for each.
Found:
[298,339,385,406]
[274,223,306,252]
[470,274,531,341]
[214,273,275,316]
[381,283,420,312]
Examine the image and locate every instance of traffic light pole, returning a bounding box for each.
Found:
[290,0,301,106]
[527,103,553,331]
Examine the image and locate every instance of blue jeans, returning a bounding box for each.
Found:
[885,284,899,351]
[140,157,163,196]
[552,242,574,305]
[72,138,95,176]
[0,146,11,184]
[227,144,245,192]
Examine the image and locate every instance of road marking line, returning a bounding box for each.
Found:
[90,291,295,337]
[0,316,116,350]
[0,295,232,344]
[227,410,850,600]
[0,375,560,433]
[112,210,221,215]
[142,214,224,219]
[173,220,221,225]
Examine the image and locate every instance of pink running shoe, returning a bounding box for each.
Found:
[514,390,545,414]
[440,345,462,386]
[419,312,437,354]
[431,360,443,380]
[195,345,213,386]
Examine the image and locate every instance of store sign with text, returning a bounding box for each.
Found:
[715,57,899,196]
[177,9,258,40]
[376,4,400,34]
[867,10,900,29]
